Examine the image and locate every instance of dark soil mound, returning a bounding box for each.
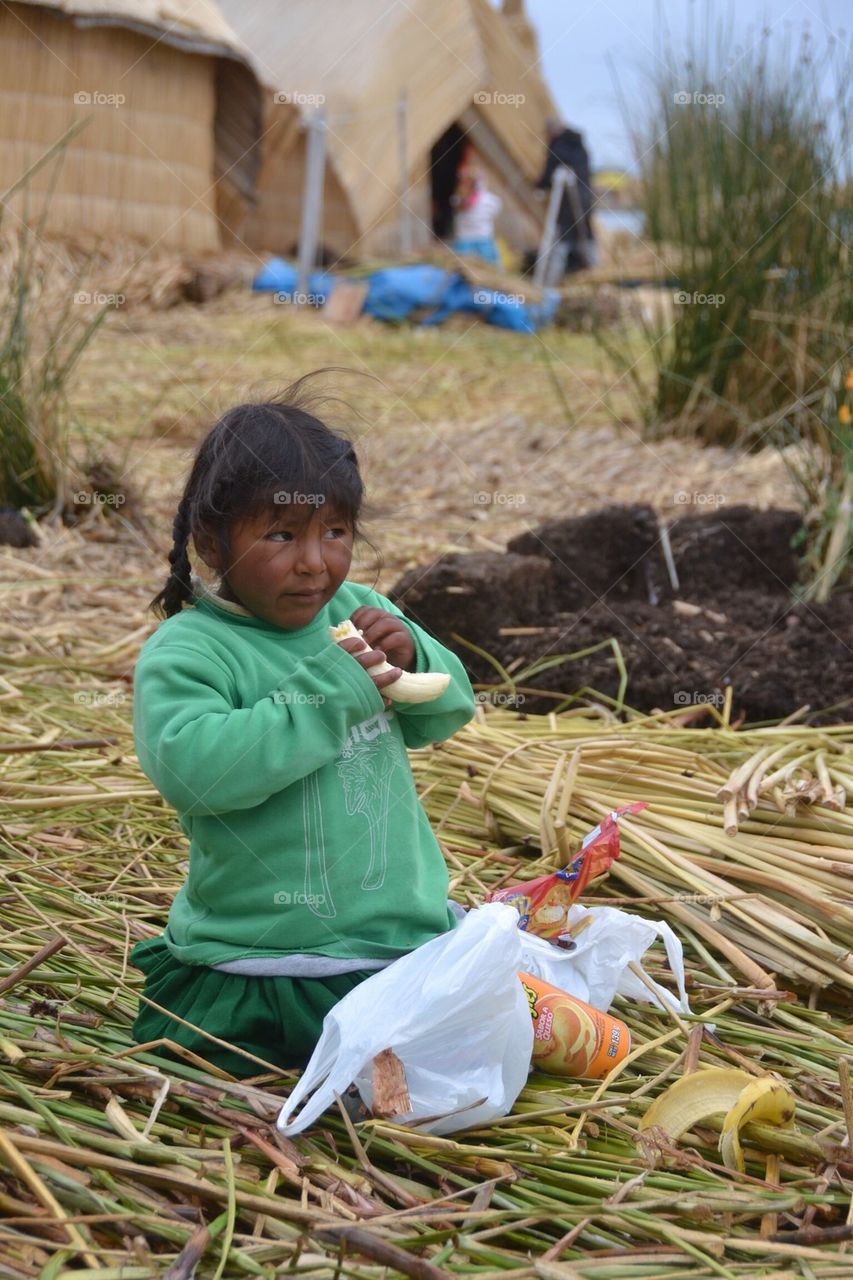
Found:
[391,505,853,724]
[398,552,553,641]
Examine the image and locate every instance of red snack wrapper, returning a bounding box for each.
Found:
[486,803,647,941]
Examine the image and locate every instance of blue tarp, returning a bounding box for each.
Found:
[305,272,336,305]
[252,258,297,293]
[362,264,450,322]
[252,258,336,306]
[422,278,560,333]
[252,260,557,333]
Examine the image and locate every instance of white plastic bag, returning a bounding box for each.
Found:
[519,903,692,1017]
[277,903,533,1137]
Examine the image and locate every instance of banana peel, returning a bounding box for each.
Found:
[719,1076,796,1172]
[639,1067,796,1172]
[640,1068,752,1140]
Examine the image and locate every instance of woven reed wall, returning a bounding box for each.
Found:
[355,173,433,259]
[0,3,220,249]
[227,104,359,260]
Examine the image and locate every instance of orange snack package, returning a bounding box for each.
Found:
[486,804,646,943]
[519,971,631,1078]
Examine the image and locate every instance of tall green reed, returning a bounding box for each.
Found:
[633,18,850,445]
[598,12,851,595]
[0,123,114,518]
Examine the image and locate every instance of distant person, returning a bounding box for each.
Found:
[535,118,597,284]
[451,166,503,266]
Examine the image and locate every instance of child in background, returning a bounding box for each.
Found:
[452,165,503,266]
[130,380,476,1078]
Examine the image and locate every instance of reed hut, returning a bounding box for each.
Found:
[0,0,264,250]
[219,0,562,261]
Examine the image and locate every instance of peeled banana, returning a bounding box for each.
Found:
[639,1066,796,1172]
[330,619,450,704]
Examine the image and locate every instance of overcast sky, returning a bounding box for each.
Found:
[516,0,850,170]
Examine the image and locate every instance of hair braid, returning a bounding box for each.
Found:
[151,497,195,618]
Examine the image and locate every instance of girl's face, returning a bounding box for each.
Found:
[196,503,354,629]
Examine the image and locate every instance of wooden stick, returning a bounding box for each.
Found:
[315,1223,452,1280]
[838,1056,853,1156]
[162,1222,210,1280]
[682,1023,704,1074]
[0,936,66,997]
[769,1222,853,1245]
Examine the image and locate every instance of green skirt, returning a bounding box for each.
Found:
[129,935,374,1079]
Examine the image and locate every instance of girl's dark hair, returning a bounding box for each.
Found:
[152,374,368,618]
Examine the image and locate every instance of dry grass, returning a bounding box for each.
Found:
[63,295,799,591]
[1,294,801,653]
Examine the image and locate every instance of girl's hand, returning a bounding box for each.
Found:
[336,637,402,707]
[350,606,416,670]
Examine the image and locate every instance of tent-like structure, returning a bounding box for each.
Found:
[218,0,563,262]
[0,0,264,250]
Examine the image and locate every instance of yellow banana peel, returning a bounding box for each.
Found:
[718,1076,796,1172]
[640,1067,753,1139]
[639,1067,796,1172]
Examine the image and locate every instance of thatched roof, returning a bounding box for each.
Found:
[14,0,252,60]
[219,0,561,240]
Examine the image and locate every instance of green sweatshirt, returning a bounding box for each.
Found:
[132,579,476,973]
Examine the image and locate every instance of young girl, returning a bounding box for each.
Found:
[451,163,503,266]
[130,383,476,1078]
